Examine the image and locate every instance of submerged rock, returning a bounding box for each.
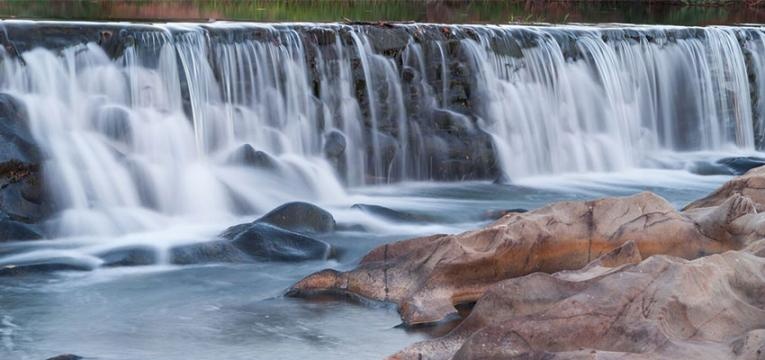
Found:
[97,246,158,267]
[92,105,133,146]
[0,258,94,276]
[323,130,347,159]
[226,144,278,170]
[289,191,756,326]
[46,355,83,360]
[256,201,336,234]
[170,240,251,265]
[351,203,430,223]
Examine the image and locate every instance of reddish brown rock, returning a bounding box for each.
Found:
[390,249,765,360]
[289,192,755,326]
[685,166,765,211]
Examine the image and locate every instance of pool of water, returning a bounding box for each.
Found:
[0,169,730,360]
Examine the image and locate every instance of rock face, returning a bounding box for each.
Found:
[686,166,765,211]
[0,93,50,228]
[391,248,765,360]
[289,192,757,326]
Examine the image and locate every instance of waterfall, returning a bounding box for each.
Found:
[0,21,764,237]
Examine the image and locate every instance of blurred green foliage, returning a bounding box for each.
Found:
[0,0,762,25]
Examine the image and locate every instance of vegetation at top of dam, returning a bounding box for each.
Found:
[2,0,765,26]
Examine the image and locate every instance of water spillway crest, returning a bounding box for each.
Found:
[0,22,762,240]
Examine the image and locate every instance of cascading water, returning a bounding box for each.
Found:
[0,22,764,238]
[463,25,759,177]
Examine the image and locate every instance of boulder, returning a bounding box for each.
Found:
[391,250,765,360]
[256,201,335,234]
[221,222,331,262]
[289,192,754,326]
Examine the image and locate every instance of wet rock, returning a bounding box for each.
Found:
[691,157,765,176]
[92,105,132,146]
[0,93,39,163]
[352,203,429,223]
[226,144,278,170]
[256,201,335,234]
[0,258,94,276]
[391,250,765,360]
[46,354,83,360]
[170,240,251,265]
[289,192,753,326]
[336,223,367,232]
[221,222,330,262]
[367,130,400,177]
[0,214,43,241]
[323,130,347,159]
[481,208,527,221]
[98,246,158,267]
[420,129,498,181]
[306,27,337,46]
[0,93,50,224]
[365,26,410,55]
[0,160,49,223]
[689,160,735,176]
[717,156,765,175]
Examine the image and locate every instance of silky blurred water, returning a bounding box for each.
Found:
[0,170,729,360]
